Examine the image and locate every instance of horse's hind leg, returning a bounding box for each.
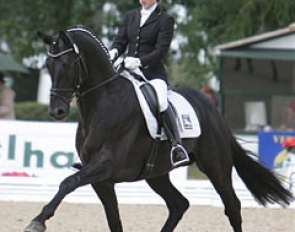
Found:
[145,174,189,232]
[198,147,242,231]
[91,182,123,232]
[211,177,242,232]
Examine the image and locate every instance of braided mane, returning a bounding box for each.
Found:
[67,25,110,58]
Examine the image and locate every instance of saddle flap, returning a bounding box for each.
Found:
[168,91,201,138]
[121,70,201,139]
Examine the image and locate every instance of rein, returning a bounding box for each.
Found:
[77,73,118,98]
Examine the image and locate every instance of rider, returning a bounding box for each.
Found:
[109,0,189,167]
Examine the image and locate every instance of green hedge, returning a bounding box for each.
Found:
[15,102,79,121]
[187,166,208,179]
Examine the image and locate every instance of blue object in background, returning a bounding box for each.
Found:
[258,131,295,169]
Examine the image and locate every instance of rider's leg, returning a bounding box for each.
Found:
[150,79,189,167]
[161,105,190,167]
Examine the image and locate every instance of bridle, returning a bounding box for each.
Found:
[48,47,82,105]
[47,32,117,104]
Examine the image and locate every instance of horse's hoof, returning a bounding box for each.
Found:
[24,221,46,232]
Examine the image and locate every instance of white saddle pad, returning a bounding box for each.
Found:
[121,70,201,140]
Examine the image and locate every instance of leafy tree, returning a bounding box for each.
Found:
[0,0,104,57]
[0,0,294,88]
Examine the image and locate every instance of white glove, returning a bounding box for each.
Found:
[124,57,141,70]
[109,49,118,61]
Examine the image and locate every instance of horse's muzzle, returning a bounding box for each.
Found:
[49,106,69,120]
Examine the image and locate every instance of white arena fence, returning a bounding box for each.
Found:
[0,120,294,208]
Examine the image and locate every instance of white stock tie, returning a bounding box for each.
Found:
[140,10,150,26]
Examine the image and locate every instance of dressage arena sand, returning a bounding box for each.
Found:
[1,201,294,232]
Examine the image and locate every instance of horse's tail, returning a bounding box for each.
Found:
[230,136,294,207]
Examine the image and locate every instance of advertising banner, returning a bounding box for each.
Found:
[0,120,78,182]
[258,131,295,168]
[258,131,295,189]
[0,120,190,204]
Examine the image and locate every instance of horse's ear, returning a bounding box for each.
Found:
[37,31,53,45]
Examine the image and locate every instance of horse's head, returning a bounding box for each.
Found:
[38,30,81,120]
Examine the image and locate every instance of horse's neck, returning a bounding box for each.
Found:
[85,50,114,79]
[76,79,118,130]
[73,32,115,84]
[78,49,115,91]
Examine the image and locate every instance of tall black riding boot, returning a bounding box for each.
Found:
[161,106,190,167]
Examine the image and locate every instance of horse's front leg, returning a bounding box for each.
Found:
[24,161,112,232]
[24,172,83,232]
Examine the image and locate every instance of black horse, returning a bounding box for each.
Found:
[25,26,293,232]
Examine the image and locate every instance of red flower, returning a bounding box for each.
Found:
[282,138,295,148]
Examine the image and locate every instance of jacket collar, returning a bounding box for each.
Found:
[137,6,162,27]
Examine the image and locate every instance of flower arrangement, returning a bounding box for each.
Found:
[274,138,295,188]
[282,138,295,152]
[274,138,295,170]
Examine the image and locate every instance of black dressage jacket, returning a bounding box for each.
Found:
[111,6,174,82]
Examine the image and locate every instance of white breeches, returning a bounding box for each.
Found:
[127,68,168,112]
[149,79,168,112]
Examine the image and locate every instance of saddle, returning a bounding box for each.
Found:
[120,70,201,140]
